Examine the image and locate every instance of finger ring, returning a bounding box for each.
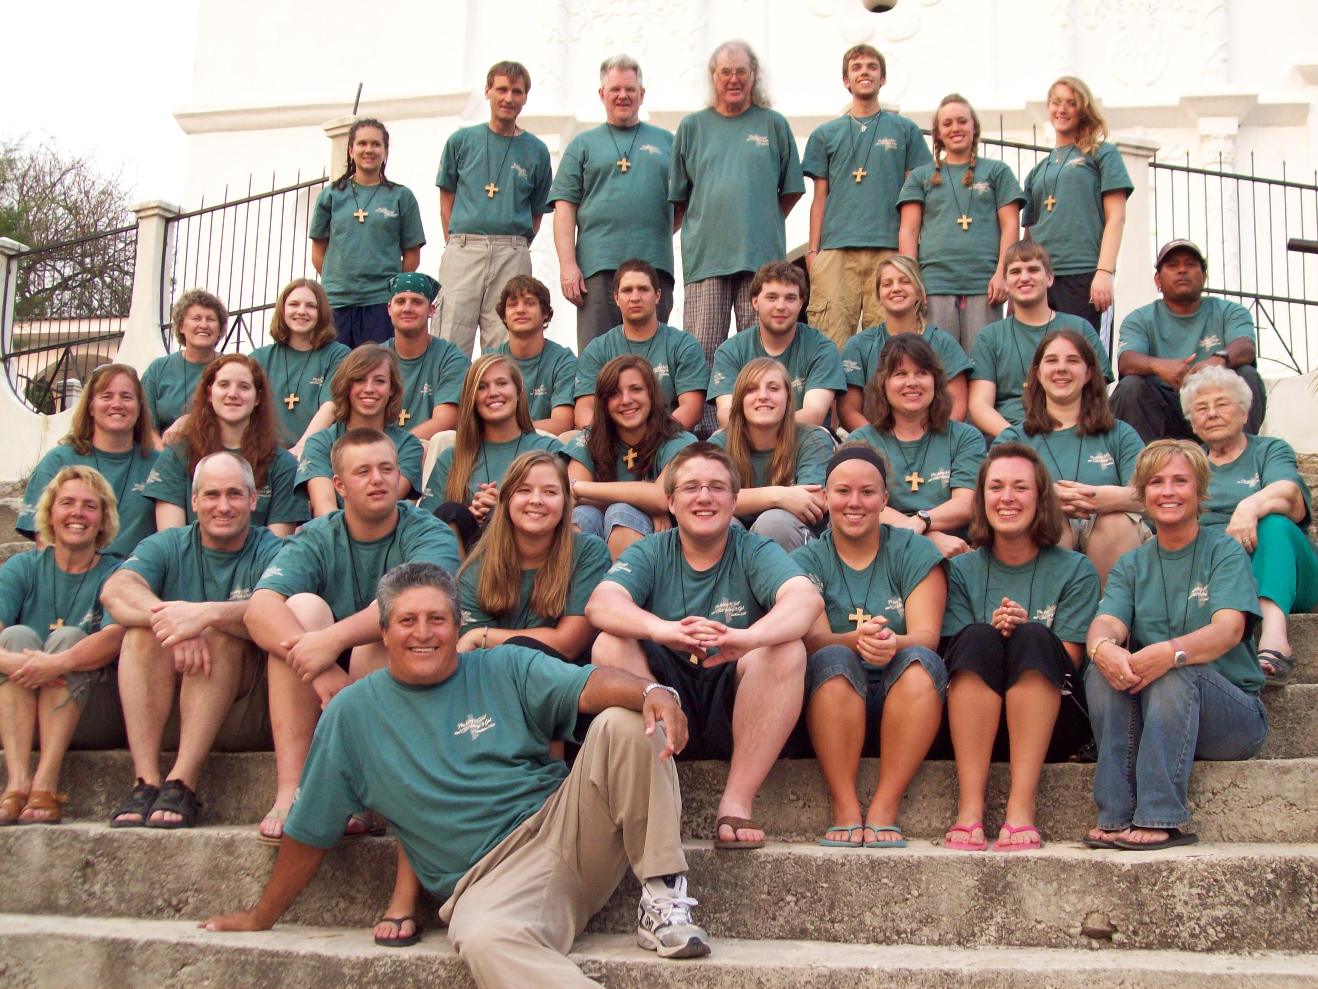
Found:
[1118,675,1126,682]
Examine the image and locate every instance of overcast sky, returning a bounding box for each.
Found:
[7,2,198,206]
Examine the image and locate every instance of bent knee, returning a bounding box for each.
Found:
[590,632,637,668]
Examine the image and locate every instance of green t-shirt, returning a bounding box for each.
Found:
[897,159,1025,295]
[143,444,309,528]
[708,424,834,496]
[604,525,805,629]
[0,548,119,634]
[709,324,847,411]
[459,532,611,633]
[802,111,932,250]
[18,443,159,559]
[842,324,973,390]
[1098,528,1263,692]
[418,432,565,511]
[996,420,1144,487]
[849,421,985,513]
[574,323,709,411]
[308,182,426,307]
[1203,435,1312,529]
[295,422,424,500]
[970,314,1113,425]
[1021,142,1133,275]
[547,121,675,277]
[564,428,697,482]
[141,352,212,434]
[118,523,283,605]
[436,125,553,239]
[792,526,942,637]
[249,341,352,446]
[255,502,461,620]
[493,339,577,422]
[284,649,592,897]
[1117,297,1256,363]
[385,337,470,429]
[668,106,805,283]
[943,545,1099,644]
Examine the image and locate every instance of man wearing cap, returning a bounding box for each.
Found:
[384,272,470,442]
[1110,240,1265,441]
[550,55,676,353]
[436,60,553,359]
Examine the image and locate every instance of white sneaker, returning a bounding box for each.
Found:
[636,873,711,959]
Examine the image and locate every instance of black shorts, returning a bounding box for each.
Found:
[639,640,738,760]
[1047,272,1102,334]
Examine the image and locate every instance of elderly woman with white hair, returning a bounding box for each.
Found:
[1182,365,1317,683]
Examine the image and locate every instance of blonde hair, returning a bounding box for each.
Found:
[724,358,797,488]
[445,356,535,504]
[1049,76,1108,156]
[34,465,119,550]
[873,254,928,331]
[930,93,981,188]
[1131,440,1210,509]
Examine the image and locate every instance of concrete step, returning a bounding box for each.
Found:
[1,826,1314,953]
[0,496,22,545]
[1258,682,1317,757]
[51,751,1318,843]
[0,540,32,564]
[1288,612,1318,682]
[3,915,1317,989]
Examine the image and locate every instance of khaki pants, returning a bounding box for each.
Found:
[436,233,530,357]
[807,246,892,348]
[440,707,687,989]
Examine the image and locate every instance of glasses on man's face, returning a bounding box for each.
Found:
[675,481,732,497]
[1189,400,1237,419]
[716,67,751,81]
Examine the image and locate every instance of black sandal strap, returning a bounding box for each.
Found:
[146,779,200,828]
[109,778,159,827]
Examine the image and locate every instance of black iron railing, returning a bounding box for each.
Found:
[160,173,327,354]
[2,225,136,412]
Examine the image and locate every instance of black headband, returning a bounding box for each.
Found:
[826,445,888,483]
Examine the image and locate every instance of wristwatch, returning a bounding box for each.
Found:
[916,509,932,534]
[643,682,682,708]
[1211,349,1230,365]
[1172,643,1189,668]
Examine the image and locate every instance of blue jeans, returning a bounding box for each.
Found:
[572,503,653,540]
[1084,663,1268,830]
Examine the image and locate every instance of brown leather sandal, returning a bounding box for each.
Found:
[714,815,765,850]
[1,789,30,826]
[18,790,67,825]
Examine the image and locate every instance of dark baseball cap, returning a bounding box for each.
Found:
[1155,239,1208,270]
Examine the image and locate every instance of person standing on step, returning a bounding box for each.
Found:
[309,118,426,348]
[941,444,1099,853]
[142,289,227,445]
[16,363,159,559]
[102,452,282,830]
[803,44,931,349]
[574,260,708,434]
[587,442,823,851]
[245,429,460,843]
[1021,76,1132,347]
[493,275,577,436]
[1,466,125,826]
[1084,440,1268,851]
[249,279,350,453]
[968,241,1111,438]
[708,261,846,431]
[1109,240,1266,442]
[898,93,1024,353]
[205,562,711,982]
[436,60,552,358]
[794,445,947,849]
[670,40,805,379]
[551,55,676,353]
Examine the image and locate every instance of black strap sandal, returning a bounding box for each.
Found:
[109,779,160,828]
[144,779,200,830]
[1258,648,1295,686]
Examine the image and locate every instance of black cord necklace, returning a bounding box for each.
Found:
[848,110,881,183]
[48,550,97,631]
[484,128,516,199]
[476,432,528,488]
[195,525,251,604]
[92,445,133,513]
[677,537,735,663]
[1041,145,1077,213]
[943,160,974,233]
[981,547,1042,624]
[1154,529,1201,639]
[604,122,642,173]
[888,425,936,494]
[1037,424,1085,483]
[349,179,384,223]
[344,514,402,612]
[1009,313,1055,396]
[276,343,318,414]
[834,530,882,632]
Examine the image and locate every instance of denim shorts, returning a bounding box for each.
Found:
[572,502,654,539]
[805,643,947,755]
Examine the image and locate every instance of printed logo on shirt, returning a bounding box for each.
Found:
[807,573,825,594]
[874,138,898,151]
[131,482,147,494]
[261,565,284,579]
[1238,473,1261,489]
[1031,604,1057,627]
[607,560,632,575]
[146,468,162,485]
[230,587,253,602]
[454,714,496,740]
[461,610,476,625]
[1199,335,1223,352]
[1188,583,1210,606]
[928,468,952,487]
[1066,156,1088,167]
[420,383,433,397]
[842,358,861,374]
[972,181,992,195]
[710,598,747,621]
[711,370,727,386]
[309,375,326,387]
[510,162,529,180]
[746,134,770,148]
[1088,452,1115,471]
[885,597,905,619]
[531,385,548,398]
[640,144,663,156]
[77,609,97,628]
[652,364,670,380]
[790,376,805,393]
[374,206,399,219]
[257,485,272,500]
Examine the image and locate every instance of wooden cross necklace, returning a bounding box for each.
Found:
[623,446,639,471]
[1041,145,1077,213]
[277,343,317,413]
[484,127,516,198]
[944,158,974,232]
[891,428,935,494]
[848,110,881,183]
[48,551,97,631]
[349,180,383,223]
[835,535,881,632]
[605,122,642,174]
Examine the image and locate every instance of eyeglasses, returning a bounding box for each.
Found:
[1189,400,1239,418]
[715,68,751,81]
[674,481,732,496]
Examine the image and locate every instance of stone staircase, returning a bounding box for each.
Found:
[1,489,1316,986]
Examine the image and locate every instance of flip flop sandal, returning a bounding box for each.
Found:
[714,815,765,850]
[1114,827,1199,851]
[994,823,1042,852]
[110,779,160,828]
[817,824,864,848]
[1083,829,1124,849]
[1258,648,1295,686]
[0,789,29,826]
[145,779,200,829]
[374,915,423,948]
[256,806,289,846]
[943,822,988,851]
[18,790,67,825]
[863,825,907,849]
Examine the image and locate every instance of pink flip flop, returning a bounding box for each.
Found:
[944,821,988,851]
[994,823,1042,852]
